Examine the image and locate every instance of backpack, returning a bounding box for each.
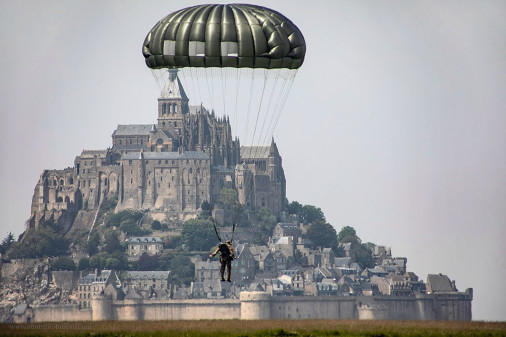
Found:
[219,243,231,258]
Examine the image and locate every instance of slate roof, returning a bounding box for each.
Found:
[125,289,143,299]
[334,257,352,267]
[241,146,270,159]
[112,145,146,151]
[78,270,112,285]
[121,151,209,161]
[126,271,170,280]
[427,274,454,292]
[160,71,189,100]
[78,273,96,285]
[128,236,163,244]
[112,124,154,137]
[80,150,108,158]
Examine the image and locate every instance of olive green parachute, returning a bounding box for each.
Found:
[143,4,306,70]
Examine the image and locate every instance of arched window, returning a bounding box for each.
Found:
[174,104,178,113]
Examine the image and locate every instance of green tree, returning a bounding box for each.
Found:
[337,226,357,242]
[52,256,76,271]
[87,232,100,256]
[105,257,121,270]
[301,205,325,224]
[306,222,338,252]
[103,230,123,254]
[256,207,277,233]
[106,210,144,228]
[8,225,68,258]
[170,255,195,286]
[286,201,303,215]
[120,220,151,236]
[151,220,162,231]
[0,232,15,255]
[355,243,375,269]
[137,254,160,271]
[89,255,104,269]
[181,219,216,251]
[78,257,90,270]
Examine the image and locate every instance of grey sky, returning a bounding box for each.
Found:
[0,0,504,321]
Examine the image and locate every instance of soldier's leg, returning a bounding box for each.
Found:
[220,261,225,281]
[226,260,232,281]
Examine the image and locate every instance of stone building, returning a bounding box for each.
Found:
[27,69,286,230]
[127,237,164,257]
[77,270,118,308]
[123,271,171,299]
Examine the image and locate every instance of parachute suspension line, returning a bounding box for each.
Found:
[255,68,282,149]
[211,217,223,243]
[261,71,290,146]
[205,68,215,113]
[180,68,194,107]
[261,69,293,146]
[250,69,269,156]
[233,68,240,140]
[244,69,256,146]
[270,70,298,141]
[220,68,227,119]
[151,69,166,93]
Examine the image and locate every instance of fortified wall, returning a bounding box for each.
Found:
[18,291,472,322]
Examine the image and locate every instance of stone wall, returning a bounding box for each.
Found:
[31,305,91,322]
[51,271,79,291]
[17,291,472,323]
[0,259,39,278]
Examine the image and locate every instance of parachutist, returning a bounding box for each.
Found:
[210,240,235,282]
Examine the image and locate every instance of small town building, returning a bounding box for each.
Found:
[127,236,163,257]
[77,270,118,308]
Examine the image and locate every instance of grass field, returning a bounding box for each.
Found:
[1,320,505,337]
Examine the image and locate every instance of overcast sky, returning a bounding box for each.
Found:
[0,0,504,321]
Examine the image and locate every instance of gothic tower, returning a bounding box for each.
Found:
[157,69,189,133]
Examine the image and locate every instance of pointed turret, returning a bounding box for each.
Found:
[157,69,189,130]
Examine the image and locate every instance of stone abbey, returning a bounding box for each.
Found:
[28,70,286,229]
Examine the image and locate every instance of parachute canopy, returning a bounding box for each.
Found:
[143,4,306,70]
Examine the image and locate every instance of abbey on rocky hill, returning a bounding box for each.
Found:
[28,70,286,230]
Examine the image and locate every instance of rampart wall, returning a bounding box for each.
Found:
[30,305,91,322]
[25,291,472,322]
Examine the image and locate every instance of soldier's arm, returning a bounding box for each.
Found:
[210,247,219,257]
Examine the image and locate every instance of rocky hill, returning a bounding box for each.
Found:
[0,259,74,322]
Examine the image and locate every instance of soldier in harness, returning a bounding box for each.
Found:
[210,240,236,282]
